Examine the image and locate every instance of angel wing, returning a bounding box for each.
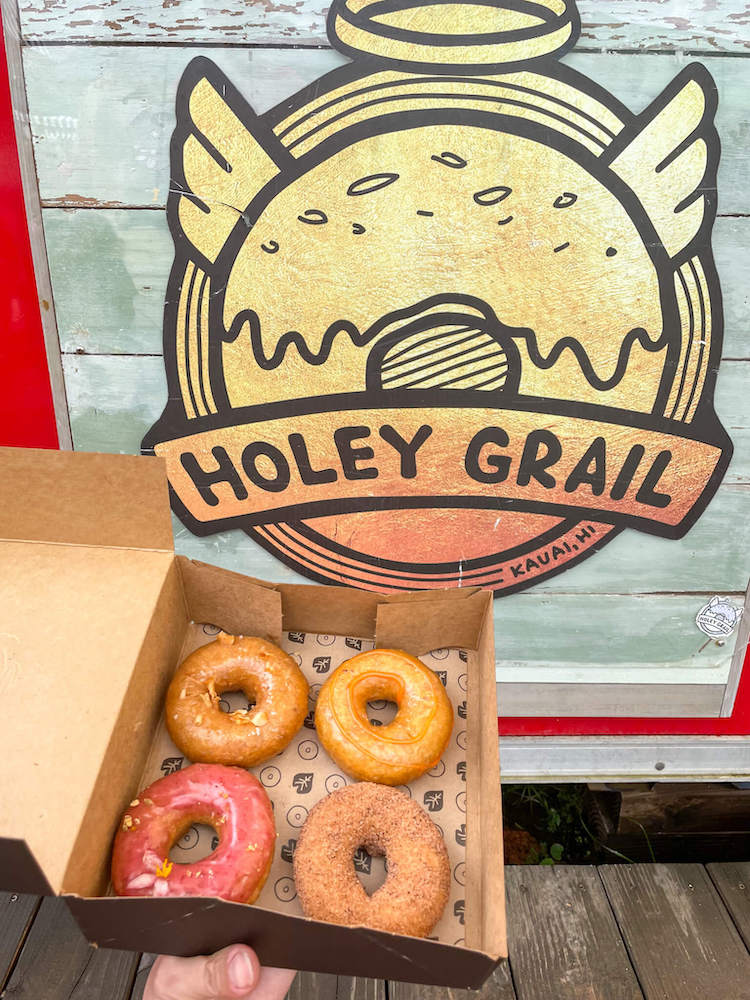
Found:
[170,57,291,265]
[606,64,719,261]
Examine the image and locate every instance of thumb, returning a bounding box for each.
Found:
[144,944,261,999]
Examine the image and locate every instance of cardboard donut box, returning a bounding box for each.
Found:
[0,447,506,987]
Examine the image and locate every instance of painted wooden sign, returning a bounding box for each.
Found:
[5,0,750,760]
[143,0,732,598]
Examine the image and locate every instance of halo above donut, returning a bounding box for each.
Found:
[326,0,581,72]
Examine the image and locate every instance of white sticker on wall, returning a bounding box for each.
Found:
[696,597,742,638]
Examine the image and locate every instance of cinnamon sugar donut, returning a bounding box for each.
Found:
[315,648,453,784]
[166,634,308,767]
[293,782,451,937]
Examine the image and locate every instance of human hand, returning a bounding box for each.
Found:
[143,944,297,1000]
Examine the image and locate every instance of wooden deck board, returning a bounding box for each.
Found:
[706,862,750,952]
[286,973,385,999]
[390,961,516,999]
[0,892,39,991]
[600,863,750,1000]
[3,896,139,1000]
[504,866,643,1000]
[287,971,338,999]
[336,979,386,999]
[4,864,750,999]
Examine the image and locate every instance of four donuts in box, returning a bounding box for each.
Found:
[0,447,505,988]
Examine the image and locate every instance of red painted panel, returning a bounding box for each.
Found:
[0,7,58,449]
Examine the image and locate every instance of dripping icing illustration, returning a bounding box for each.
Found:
[143,0,731,596]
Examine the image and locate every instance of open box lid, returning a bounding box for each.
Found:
[0,447,175,893]
[0,447,498,923]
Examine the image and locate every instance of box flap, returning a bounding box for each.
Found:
[376,590,492,654]
[176,557,283,643]
[0,447,173,551]
[278,584,380,637]
[0,539,174,892]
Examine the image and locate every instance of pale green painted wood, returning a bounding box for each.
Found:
[715,362,750,486]
[18,0,750,52]
[715,216,750,359]
[26,9,750,700]
[43,209,750,359]
[494,591,734,678]
[23,47,750,214]
[61,352,750,595]
[45,209,172,356]
[178,524,741,685]
[176,488,750,607]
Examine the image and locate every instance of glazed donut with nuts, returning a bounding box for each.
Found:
[165,633,308,768]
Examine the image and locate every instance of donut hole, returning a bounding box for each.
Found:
[354,675,402,727]
[353,845,388,895]
[366,699,398,726]
[168,820,221,863]
[217,688,256,713]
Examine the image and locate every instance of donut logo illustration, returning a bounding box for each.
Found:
[143,0,732,595]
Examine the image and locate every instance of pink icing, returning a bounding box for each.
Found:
[111,763,275,903]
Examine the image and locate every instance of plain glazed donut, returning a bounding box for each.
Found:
[111,763,275,903]
[294,782,451,937]
[166,634,308,767]
[314,648,453,784]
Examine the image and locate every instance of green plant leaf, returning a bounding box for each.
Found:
[550,843,564,861]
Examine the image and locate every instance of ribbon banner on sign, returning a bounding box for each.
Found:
[143,0,733,595]
[147,394,729,538]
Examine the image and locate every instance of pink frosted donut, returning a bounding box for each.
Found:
[111,763,275,903]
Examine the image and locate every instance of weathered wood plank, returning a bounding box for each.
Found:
[715,216,750,359]
[0,892,39,991]
[59,346,750,485]
[3,896,139,1000]
[43,210,750,361]
[45,209,173,357]
[66,333,746,507]
[287,971,337,999]
[18,0,750,53]
[23,47,750,214]
[600,863,750,999]
[286,973,386,999]
[60,351,750,600]
[493,593,737,682]
[59,351,748,691]
[390,961,516,1000]
[504,866,642,1000]
[706,862,750,951]
[336,979,386,1000]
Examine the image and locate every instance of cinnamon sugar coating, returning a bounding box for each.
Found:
[294,782,451,937]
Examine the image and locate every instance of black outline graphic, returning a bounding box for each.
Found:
[142,3,732,598]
